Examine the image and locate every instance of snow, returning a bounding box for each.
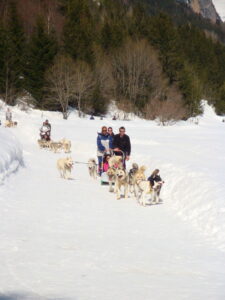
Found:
[0,126,23,184]
[0,101,224,299]
[213,0,225,21]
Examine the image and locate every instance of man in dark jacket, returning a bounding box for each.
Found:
[113,126,131,166]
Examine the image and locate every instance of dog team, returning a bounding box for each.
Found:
[88,125,164,206]
[37,119,72,153]
[88,156,164,206]
[36,119,73,180]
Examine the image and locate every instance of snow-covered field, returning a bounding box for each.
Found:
[0,101,224,300]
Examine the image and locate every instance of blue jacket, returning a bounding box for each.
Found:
[97,133,113,153]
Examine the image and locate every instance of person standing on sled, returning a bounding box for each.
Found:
[5,108,12,121]
[40,120,51,141]
[97,126,113,175]
[113,126,131,168]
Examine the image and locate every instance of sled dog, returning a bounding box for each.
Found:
[88,158,97,179]
[128,163,139,196]
[135,166,151,206]
[50,141,63,153]
[151,181,164,204]
[5,120,17,128]
[106,167,116,192]
[57,157,73,179]
[114,168,129,200]
[61,138,72,153]
[108,156,123,169]
[38,139,51,149]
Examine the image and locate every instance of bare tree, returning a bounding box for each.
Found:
[46,55,77,119]
[145,85,187,125]
[73,61,95,117]
[94,47,115,99]
[111,38,163,112]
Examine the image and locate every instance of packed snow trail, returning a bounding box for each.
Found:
[0,105,225,299]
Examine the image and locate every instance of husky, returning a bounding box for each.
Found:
[151,181,164,204]
[37,139,51,149]
[57,157,73,179]
[50,141,63,153]
[106,167,116,192]
[114,168,129,200]
[108,155,123,169]
[61,138,72,153]
[5,120,17,128]
[135,166,151,206]
[88,158,97,179]
[128,163,139,197]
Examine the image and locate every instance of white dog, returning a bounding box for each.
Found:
[61,138,72,153]
[106,167,116,192]
[135,166,151,206]
[114,168,129,200]
[5,120,17,128]
[57,157,73,179]
[108,155,123,169]
[50,141,63,153]
[88,158,97,179]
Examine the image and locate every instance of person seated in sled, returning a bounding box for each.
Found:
[112,126,131,168]
[97,126,113,176]
[102,154,111,173]
[40,121,51,141]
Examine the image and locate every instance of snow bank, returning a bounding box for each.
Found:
[165,164,225,252]
[163,101,225,251]
[0,128,23,184]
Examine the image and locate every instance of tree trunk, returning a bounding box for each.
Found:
[78,95,81,117]
[62,110,68,120]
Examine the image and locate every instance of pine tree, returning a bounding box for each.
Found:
[24,18,58,108]
[0,2,25,104]
[63,0,95,64]
[0,23,7,96]
[148,14,183,84]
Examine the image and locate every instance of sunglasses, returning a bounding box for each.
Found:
[119,130,125,133]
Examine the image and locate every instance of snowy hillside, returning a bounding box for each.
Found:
[0,101,224,300]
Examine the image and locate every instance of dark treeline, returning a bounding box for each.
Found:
[0,0,225,121]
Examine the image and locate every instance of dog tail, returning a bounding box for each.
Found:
[139,165,146,173]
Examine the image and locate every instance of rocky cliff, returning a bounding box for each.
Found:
[179,0,221,23]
